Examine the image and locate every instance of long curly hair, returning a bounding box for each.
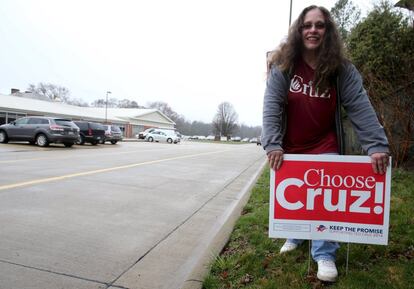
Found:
[268,5,347,89]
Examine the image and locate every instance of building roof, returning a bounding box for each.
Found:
[12,91,52,102]
[0,94,175,126]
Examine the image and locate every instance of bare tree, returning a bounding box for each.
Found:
[67,98,89,107]
[118,99,140,108]
[212,102,238,138]
[27,82,70,102]
[90,99,106,107]
[238,124,262,138]
[91,98,118,108]
[147,101,194,132]
[147,101,180,120]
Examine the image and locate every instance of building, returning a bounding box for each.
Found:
[0,92,176,138]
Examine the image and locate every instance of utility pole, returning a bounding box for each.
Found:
[105,91,111,124]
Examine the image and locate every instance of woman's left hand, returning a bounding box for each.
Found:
[370,152,389,174]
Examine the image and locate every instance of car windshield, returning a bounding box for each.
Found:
[111,125,121,132]
[14,118,29,125]
[90,123,104,129]
[74,122,87,129]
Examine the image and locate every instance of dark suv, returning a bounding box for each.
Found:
[74,121,105,145]
[101,125,123,144]
[0,116,80,147]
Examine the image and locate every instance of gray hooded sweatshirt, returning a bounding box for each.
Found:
[262,62,389,156]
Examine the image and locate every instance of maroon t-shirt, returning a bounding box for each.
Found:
[283,59,338,154]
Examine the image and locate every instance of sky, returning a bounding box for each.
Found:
[0,0,377,126]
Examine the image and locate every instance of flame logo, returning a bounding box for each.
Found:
[316,225,327,232]
[290,75,303,93]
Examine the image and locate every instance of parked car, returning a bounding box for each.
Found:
[206,135,215,140]
[101,125,123,144]
[257,136,262,146]
[73,121,105,145]
[250,136,262,146]
[0,116,79,147]
[137,128,156,139]
[145,129,180,144]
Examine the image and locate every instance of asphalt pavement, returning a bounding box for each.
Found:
[0,141,266,289]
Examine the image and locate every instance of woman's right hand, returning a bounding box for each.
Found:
[267,150,284,171]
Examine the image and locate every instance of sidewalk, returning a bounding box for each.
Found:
[122,138,140,142]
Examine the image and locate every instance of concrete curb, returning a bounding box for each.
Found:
[122,138,140,142]
[181,158,267,289]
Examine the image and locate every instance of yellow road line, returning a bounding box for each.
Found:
[0,148,172,164]
[0,149,231,191]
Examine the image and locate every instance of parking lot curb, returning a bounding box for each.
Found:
[181,157,267,289]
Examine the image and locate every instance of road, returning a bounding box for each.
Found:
[0,141,266,289]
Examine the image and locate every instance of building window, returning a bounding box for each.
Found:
[6,113,26,123]
[0,113,6,125]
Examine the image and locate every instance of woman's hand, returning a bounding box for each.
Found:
[267,150,284,171]
[370,152,390,174]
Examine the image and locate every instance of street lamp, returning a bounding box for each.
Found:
[105,91,111,124]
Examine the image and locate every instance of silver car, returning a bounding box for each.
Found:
[101,124,123,144]
[145,129,180,144]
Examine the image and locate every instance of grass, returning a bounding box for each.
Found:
[203,166,414,289]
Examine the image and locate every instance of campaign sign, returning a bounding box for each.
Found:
[269,154,392,245]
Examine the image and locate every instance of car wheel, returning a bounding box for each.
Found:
[0,131,9,143]
[76,135,85,145]
[64,142,74,147]
[167,138,173,144]
[110,140,117,144]
[91,141,98,145]
[36,134,49,147]
[148,136,154,142]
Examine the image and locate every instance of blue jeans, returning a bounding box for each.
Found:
[286,239,340,261]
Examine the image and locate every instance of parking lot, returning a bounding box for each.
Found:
[0,141,266,289]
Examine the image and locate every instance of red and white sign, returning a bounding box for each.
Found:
[269,154,391,245]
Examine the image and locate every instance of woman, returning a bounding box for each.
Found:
[262,5,389,282]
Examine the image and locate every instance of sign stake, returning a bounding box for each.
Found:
[346,242,350,275]
[308,241,311,275]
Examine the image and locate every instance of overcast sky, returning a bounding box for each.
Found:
[0,0,377,126]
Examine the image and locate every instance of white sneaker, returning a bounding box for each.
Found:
[317,259,338,282]
[279,240,298,253]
